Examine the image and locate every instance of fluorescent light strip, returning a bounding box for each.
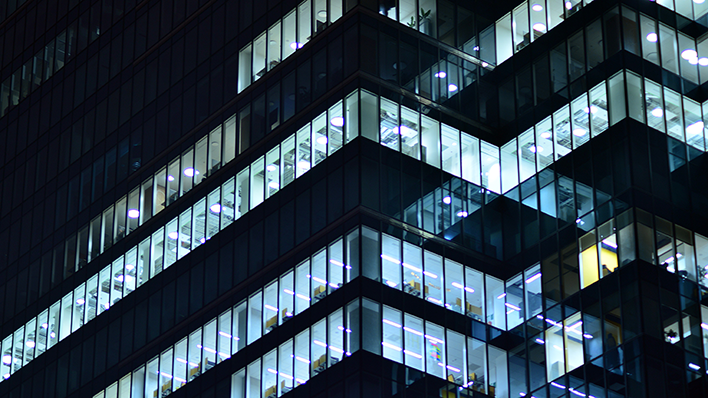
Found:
[404,350,423,359]
[382,319,402,328]
[381,341,403,352]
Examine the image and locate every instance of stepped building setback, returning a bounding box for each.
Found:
[3,0,708,397]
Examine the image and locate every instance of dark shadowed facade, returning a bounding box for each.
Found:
[3,0,708,397]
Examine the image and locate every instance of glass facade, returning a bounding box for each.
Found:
[6,0,708,397]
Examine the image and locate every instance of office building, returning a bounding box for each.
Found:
[2,0,708,397]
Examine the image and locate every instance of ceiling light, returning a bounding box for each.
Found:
[434,71,447,78]
[396,125,417,138]
[317,10,327,18]
[443,196,452,205]
[210,203,222,213]
[125,263,135,271]
[532,23,546,32]
[532,4,543,11]
[1,355,11,365]
[651,107,663,118]
[565,1,573,10]
[481,61,488,67]
[689,57,699,65]
[168,175,175,182]
[2,374,9,380]
[290,42,304,50]
[448,83,458,92]
[330,116,344,127]
[316,136,328,145]
[572,128,587,137]
[115,275,124,282]
[699,57,708,66]
[646,33,657,43]
[184,167,199,177]
[266,164,277,172]
[682,49,698,60]
[76,298,85,305]
[695,0,705,4]
[456,211,468,217]
[168,231,179,240]
[41,323,48,329]
[540,131,552,139]
[50,332,56,338]
[584,105,598,114]
[686,121,704,136]
[127,209,140,219]
[268,181,280,190]
[200,237,206,244]
[297,160,310,170]
[25,341,35,348]
[525,272,542,283]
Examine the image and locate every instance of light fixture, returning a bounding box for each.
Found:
[268,181,280,189]
[700,57,708,66]
[25,341,35,348]
[572,128,587,137]
[695,0,705,4]
[525,272,542,283]
[584,105,598,114]
[443,196,452,204]
[651,107,663,118]
[115,275,124,282]
[168,231,179,240]
[682,49,698,60]
[532,4,543,11]
[481,61,488,67]
[297,160,310,170]
[210,203,222,213]
[41,323,48,329]
[565,1,573,10]
[125,263,135,271]
[2,374,9,380]
[290,42,304,50]
[266,164,277,172]
[316,136,328,145]
[167,175,175,182]
[200,237,206,244]
[505,302,521,311]
[330,116,344,127]
[183,167,199,177]
[317,10,327,18]
[690,57,699,65]
[127,209,140,219]
[532,23,546,32]
[434,71,447,78]
[540,131,552,139]
[448,83,458,92]
[1,355,11,365]
[473,45,479,51]
[646,32,658,43]
[76,298,85,305]
[456,211,468,217]
[686,121,704,136]
[50,332,56,339]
